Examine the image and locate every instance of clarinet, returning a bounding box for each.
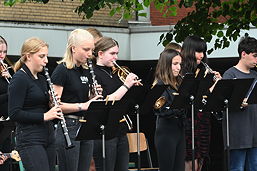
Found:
[87,59,101,97]
[44,67,74,149]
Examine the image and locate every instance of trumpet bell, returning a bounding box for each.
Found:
[112,66,131,83]
[154,96,166,110]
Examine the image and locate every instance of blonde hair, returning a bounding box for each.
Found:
[58,29,94,69]
[14,37,48,72]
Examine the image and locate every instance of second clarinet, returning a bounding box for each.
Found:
[44,67,74,149]
[87,59,101,97]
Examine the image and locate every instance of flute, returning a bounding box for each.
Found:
[44,67,74,149]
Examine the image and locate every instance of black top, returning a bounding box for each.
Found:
[94,65,123,98]
[0,69,14,118]
[51,63,92,116]
[94,65,128,135]
[154,80,185,118]
[223,67,257,149]
[9,64,49,123]
[8,64,54,147]
[0,77,9,118]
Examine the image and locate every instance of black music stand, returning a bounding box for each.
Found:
[75,100,128,171]
[135,84,167,170]
[171,73,198,171]
[170,72,215,171]
[202,78,254,171]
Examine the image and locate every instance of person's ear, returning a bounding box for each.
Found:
[98,51,104,59]
[71,46,76,53]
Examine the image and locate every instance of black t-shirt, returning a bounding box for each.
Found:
[94,65,128,136]
[94,65,123,97]
[51,63,92,116]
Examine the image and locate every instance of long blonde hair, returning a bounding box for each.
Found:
[58,29,94,69]
[14,37,48,72]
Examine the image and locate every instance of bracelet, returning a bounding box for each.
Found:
[77,103,82,111]
[122,84,130,90]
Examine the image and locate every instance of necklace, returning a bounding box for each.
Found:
[100,69,113,78]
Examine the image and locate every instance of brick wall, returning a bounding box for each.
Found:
[150,1,227,26]
[150,2,193,26]
[0,0,129,27]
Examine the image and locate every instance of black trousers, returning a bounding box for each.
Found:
[56,118,93,171]
[15,122,56,171]
[93,135,129,171]
[155,116,185,171]
[19,144,56,171]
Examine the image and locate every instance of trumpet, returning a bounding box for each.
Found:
[0,59,12,84]
[200,61,218,81]
[112,61,142,86]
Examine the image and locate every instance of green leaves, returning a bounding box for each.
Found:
[3,0,257,54]
[160,0,257,54]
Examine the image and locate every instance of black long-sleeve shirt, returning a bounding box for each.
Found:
[8,64,54,147]
[0,77,9,118]
[0,68,14,118]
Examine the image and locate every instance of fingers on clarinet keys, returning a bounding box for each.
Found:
[44,106,63,121]
[94,85,103,95]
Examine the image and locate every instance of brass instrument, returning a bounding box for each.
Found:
[154,96,166,110]
[112,61,142,86]
[0,59,12,83]
[200,61,218,81]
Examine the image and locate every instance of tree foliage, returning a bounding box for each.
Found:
[4,0,257,53]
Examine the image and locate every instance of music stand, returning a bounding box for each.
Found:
[136,84,167,170]
[202,78,254,171]
[75,100,127,171]
[170,73,199,171]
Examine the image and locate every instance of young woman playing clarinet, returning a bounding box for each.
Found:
[8,37,62,171]
[51,29,102,171]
